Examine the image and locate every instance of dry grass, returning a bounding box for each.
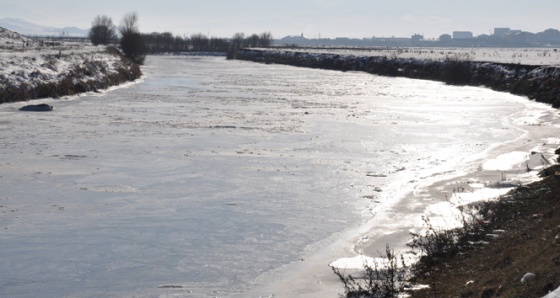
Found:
[408,164,560,297]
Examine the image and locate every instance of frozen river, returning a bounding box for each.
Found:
[0,56,559,297]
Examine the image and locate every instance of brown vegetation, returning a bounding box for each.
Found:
[408,164,560,297]
[333,163,560,298]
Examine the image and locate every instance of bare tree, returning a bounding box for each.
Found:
[231,32,245,50]
[173,35,187,52]
[119,12,146,64]
[209,37,229,52]
[245,34,260,47]
[190,33,209,51]
[259,31,273,47]
[119,11,139,36]
[88,15,116,45]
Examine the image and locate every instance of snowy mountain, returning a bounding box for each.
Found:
[0,18,88,37]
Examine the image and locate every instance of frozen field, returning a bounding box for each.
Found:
[0,56,559,297]
[284,47,560,65]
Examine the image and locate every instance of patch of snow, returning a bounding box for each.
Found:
[482,151,528,171]
[520,272,536,283]
[544,287,560,298]
[544,137,560,145]
[329,255,381,269]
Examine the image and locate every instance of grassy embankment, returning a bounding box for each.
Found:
[0,47,141,104]
[409,162,560,297]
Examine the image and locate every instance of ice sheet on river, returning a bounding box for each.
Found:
[1,56,559,297]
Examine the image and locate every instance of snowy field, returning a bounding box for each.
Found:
[1,55,559,297]
[277,46,560,66]
[1,27,95,56]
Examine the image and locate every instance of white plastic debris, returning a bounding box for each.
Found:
[521,272,536,283]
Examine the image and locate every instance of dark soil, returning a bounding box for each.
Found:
[408,164,560,298]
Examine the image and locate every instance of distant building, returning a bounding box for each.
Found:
[494,28,511,37]
[535,28,560,44]
[276,26,560,47]
[439,34,452,42]
[453,31,473,39]
[508,31,533,45]
[494,28,523,37]
[279,35,310,45]
[411,34,424,43]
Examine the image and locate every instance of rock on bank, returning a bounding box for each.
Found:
[234,49,560,108]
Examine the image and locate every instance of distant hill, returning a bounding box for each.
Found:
[0,26,38,47]
[0,18,88,37]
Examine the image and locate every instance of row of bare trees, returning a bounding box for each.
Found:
[88,13,274,62]
[142,33,230,53]
[142,31,274,54]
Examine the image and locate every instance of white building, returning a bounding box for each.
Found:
[494,28,511,37]
[453,31,473,39]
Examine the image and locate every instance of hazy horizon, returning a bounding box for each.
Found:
[2,1,559,39]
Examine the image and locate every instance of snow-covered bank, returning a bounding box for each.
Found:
[0,27,142,104]
[234,48,560,108]
[408,161,560,297]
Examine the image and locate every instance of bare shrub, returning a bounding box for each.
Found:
[88,15,117,46]
[408,198,487,270]
[440,53,473,85]
[332,245,408,298]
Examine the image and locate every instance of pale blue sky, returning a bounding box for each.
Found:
[1,0,559,39]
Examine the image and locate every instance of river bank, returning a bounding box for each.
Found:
[408,161,560,297]
[1,45,558,296]
[234,48,560,109]
[233,48,560,297]
[0,33,142,104]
